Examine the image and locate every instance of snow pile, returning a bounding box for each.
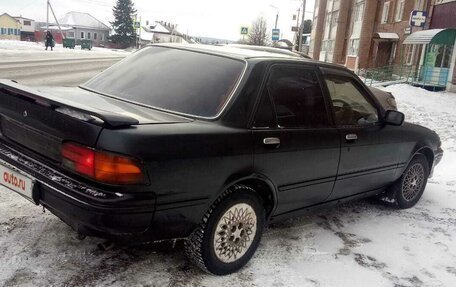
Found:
[0,84,455,286]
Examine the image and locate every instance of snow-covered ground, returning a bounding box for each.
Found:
[0,84,455,286]
[0,40,130,61]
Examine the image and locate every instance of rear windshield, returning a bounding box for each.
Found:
[82,46,245,118]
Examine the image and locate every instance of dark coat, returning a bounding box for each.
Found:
[45,33,54,47]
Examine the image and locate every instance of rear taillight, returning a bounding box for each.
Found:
[61,142,146,185]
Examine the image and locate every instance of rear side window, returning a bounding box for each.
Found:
[83,46,245,118]
[266,66,329,128]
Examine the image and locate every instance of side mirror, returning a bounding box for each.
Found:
[384,110,405,126]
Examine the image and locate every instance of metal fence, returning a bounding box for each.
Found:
[357,64,449,90]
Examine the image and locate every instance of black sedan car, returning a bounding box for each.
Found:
[0,44,442,275]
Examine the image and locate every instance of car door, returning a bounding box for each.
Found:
[252,64,341,216]
[320,67,401,200]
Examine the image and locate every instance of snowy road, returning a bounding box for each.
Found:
[0,40,128,86]
[0,57,123,86]
[0,81,455,286]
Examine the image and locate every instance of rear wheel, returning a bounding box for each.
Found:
[389,155,429,209]
[185,185,265,275]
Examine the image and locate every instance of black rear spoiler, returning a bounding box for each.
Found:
[0,79,139,127]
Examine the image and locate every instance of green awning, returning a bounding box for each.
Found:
[403,29,456,45]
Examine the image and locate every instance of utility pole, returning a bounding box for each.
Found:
[46,0,49,30]
[294,7,300,48]
[48,1,65,40]
[298,0,306,52]
[269,5,279,30]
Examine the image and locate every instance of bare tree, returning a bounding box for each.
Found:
[247,17,269,46]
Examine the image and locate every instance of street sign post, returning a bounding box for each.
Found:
[240,27,249,35]
[272,29,280,41]
[409,10,427,27]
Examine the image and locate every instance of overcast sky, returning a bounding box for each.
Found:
[2,0,315,41]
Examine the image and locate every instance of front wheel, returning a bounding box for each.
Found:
[185,185,265,275]
[389,155,429,209]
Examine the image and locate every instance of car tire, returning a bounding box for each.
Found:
[389,155,429,209]
[185,185,265,275]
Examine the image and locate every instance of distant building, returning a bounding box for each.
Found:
[403,0,456,91]
[0,13,21,40]
[310,0,434,70]
[430,0,456,29]
[37,11,110,46]
[13,16,35,41]
[140,21,194,45]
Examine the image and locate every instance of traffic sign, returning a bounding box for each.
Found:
[272,29,280,41]
[410,10,427,27]
[240,27,249,35]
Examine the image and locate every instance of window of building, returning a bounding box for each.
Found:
[87,32,91,39]
[94,33,97,40]
[395,0,405,22]
[404,45,416,65]
[321,40,327,51]
[23,20,31,26]
[381,1,390,24]
[322,40,334,52]
[348,39,360,55]
[430,45,452,68]
[0,28,3,35]
[325,75,379,126]
[332,11,339,25]
[80,31,85,39]
[67,31,75,38]
[353,2,365,22]
[415,0,426,10]
[265,66,329,128]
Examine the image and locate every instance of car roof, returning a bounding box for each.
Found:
[148,43,354,76]
[150,43,311,61]
[225,44,303,57]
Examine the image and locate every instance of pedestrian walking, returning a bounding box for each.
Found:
[45,31,54,51]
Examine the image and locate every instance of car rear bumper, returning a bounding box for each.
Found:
[0,141,157,240]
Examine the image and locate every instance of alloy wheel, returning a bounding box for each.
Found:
[213,203,257,263]
[402,163,425,201]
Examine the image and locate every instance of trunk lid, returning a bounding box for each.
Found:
[0,80,191,162]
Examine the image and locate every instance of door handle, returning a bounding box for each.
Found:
[345,133,358,141]
[263,137,281,146]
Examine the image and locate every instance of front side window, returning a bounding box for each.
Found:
[325,75,379,126]
[83,46,245,118]
[265,66,329,128]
